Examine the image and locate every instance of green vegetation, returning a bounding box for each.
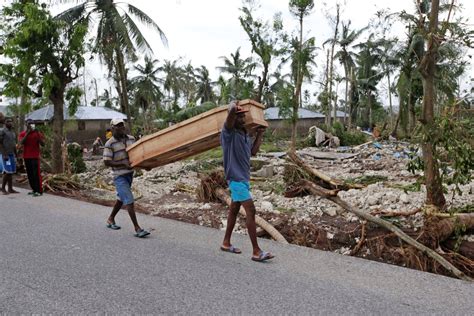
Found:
[345,175,388,186]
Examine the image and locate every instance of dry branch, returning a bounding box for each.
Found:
[287,151,363,190]
[370,208,422,217]
[215,188,288,244]
[300,181,471,281]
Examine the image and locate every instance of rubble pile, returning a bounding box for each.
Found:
[78,141,472,234]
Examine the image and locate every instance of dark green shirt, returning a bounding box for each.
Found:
[0,128,16,155]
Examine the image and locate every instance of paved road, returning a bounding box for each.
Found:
[1,188,473,314]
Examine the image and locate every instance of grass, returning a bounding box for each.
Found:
[448,204,474,214]
[388,182,422,193]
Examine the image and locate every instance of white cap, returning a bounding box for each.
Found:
[110,118,125,126]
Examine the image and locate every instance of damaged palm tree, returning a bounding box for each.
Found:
[198,171,288,244]
[286,152,472,281]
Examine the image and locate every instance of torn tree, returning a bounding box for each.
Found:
[286,152,472,282]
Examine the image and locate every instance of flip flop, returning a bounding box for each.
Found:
[106,223,121,230]
[220,245,242,254]
[251,251,274,262]
[135,229,150,238]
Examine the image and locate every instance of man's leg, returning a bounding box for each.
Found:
[222,201,241,248]
[107,200,123,225]
[1,173,8,194]
[125,203,141,232]
[6,174,18,193]
[241,199,262,257]
[24,159,36,193]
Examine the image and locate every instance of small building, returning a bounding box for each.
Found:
[264,107,325,136]
[26,105,127,146]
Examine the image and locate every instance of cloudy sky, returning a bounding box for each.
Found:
[3,0,474,105]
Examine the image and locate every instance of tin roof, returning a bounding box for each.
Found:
[264,107,325,120]
[26,105,127,121]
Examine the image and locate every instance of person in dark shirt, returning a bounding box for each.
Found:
[18,119,45,197]
[219,101,274,262]
[0,118,19,194]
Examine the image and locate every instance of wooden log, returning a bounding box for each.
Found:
[301,181,472,282]
[215,188,288,244]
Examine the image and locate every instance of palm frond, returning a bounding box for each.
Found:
[122,12,152,54]
[53,2,86,23]
[126,4,168,47]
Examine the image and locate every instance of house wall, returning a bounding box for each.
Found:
[267,118,325,137]
[65,120,109,146]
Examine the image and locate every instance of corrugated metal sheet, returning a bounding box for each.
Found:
[264,107,325,120]
[26,106,127,121]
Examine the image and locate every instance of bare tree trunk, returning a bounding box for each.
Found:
[329,5,340,126]
[115,48,132,132]
[256,64,269,103]
[343,64,349,126]
[291,14,304,151]
[348,68,354,129]
[324,49,331,126]
[50,88,65,174]
[387,70,393,128]
[419,0,446,209]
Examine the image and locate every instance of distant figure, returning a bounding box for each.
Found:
[92,137,103,155]
[18,119,45,197]
[0,118,19,194]
[219,100,274,262]
[372,124,381,138]
[105,128,112,141]
[103,118,150,238]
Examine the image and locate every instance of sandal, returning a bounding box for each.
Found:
[106,223,121,230]
[220,245,242,254]
[135,229,150,238]
[251,251,274,262]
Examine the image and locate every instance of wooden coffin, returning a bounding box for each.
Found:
[127,99,268,168]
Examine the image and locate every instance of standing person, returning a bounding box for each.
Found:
[0,118,19,194]
[220,101,274,262]
[105,128,112,141]
[18,119,44,197]
[103,118,150,238]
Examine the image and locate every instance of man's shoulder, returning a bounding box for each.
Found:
[104,136,118,146]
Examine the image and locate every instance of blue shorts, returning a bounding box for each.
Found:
[229,181,252,202]
[0,154,16,174]
[114,173,134,205]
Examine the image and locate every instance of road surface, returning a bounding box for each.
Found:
[1,189,472,314]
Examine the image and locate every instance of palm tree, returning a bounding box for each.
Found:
[334,21,366,127]
[288,0,315,150]
[354,37,384,127]
[160,59,183,110]
[194,66,215,104]
[217,47,256,100]
[130,56,162,132]
[239,6,282,103]
[55,0,168,131]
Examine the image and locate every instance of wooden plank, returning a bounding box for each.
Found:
[127,100,268,168]
[298,150,358,160]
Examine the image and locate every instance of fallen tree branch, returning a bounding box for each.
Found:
[296,181,472,282]
[215,188,289,244]
[370,208,422,217]
[287,151,363,190]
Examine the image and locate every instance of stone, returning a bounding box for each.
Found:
[260,201,273,212]
[399,193,410,204]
